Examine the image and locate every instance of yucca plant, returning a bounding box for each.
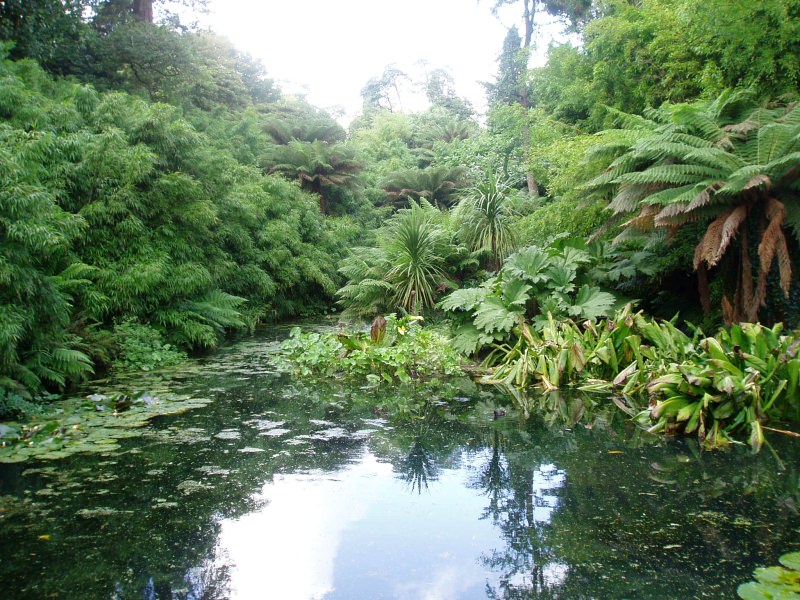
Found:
[337,201,453,316]
[385,201,448,314]
[586,90,800,323]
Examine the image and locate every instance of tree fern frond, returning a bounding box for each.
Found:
[616,164,722,186]
[757,198,791,298]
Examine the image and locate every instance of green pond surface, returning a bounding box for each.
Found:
[1,325,799,599]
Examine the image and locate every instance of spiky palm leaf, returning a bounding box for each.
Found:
[385,201,447,313]
[454,169,518,270]
[586,91,800,322]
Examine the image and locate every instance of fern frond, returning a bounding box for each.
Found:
[616,164,723,186]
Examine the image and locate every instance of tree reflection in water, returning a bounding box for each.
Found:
[399,437,440,494]
[475,425,569,598]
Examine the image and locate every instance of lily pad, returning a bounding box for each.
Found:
[0,392,212,464]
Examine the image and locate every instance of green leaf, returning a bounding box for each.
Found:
[570,285,616,319]
[473,297,521,334]
[736,582,772,600]
[780,553,800,572]
[438,287,489,313]
[502,278,532,306]
[504,246,551,284]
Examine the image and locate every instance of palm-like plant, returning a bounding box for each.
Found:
[265,139,362,214]
[337,201,450,316]
[385,201,448,313]
[586,91,800,322]
[454,169,518,270]
[381,165,467,209]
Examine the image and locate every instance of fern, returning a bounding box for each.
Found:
[585,91,800,322]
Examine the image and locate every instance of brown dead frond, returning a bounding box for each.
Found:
[718,205,748,265]
[722,295,735,324]
[743,174,771,191]
[685,185,720,212]
[653,202,689,227]
[621,205,658,231]
[693,206,747,269]
[723,115,760,135]
[609,185,648,214]
[757,198,792,298]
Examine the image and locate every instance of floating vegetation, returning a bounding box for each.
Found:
[77,507,131,518]
[177,479,212,495]
[196,466,231,476]
[259,429,290,437]
[738,552,800,598]
[0,391,211,464]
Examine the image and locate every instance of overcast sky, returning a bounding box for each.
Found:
[197,0,569,123]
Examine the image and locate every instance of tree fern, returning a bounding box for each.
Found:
[586,91,800,322]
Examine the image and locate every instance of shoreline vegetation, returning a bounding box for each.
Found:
[2,1,800,460]
[278,311,800,452]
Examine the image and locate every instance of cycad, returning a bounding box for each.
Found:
[586,91,800,322]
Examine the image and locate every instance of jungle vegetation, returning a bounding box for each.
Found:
[1,0,799,447]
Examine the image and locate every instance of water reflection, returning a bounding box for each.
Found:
[219,453,388,599]
[0,328,798,599]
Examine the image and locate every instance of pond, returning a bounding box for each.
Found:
[0,325,798,599]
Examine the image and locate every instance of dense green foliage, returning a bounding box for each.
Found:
[585,90,800,324]
[459,303,800,449]
[440,238,624,353]
[0,51,355,399]
[2,0,800,447]
[276,314,463,385]
[738,551,800,599]
[337,201,466,316]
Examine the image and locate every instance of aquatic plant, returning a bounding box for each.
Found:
[0,390,210,463]
[471,305,800,449]
[738,551,800,599]
[647,322,800,450]
[275,314,462,385]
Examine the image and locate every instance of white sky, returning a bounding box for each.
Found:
[197,0,571,123]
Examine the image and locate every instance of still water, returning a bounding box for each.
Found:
[0,327,798,599]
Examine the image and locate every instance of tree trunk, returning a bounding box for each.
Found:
[521,0,538,197]
[133,0,154,22]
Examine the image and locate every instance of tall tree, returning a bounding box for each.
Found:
[133,0,154,22]
[0,0,89,73]
[360,65,410,113]
[486,0,595,195]
[486,26,538,196]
